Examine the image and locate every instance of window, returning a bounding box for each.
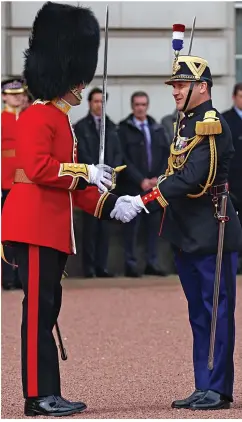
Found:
[236,3,242,81]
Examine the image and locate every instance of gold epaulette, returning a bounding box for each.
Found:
[195,110,222,136]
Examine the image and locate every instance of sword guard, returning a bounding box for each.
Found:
[114,165,127,173]
[217,215,229,222]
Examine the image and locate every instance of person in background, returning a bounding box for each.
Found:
[1,78,25,290]
[21,90,34,112]
[74,87,123,278]
[222,82,242,273]
[160,109,177,146]
[118,91,169,277]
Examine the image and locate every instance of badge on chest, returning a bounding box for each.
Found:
[172,136,189,167]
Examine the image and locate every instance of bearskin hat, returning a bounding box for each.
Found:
[24,1,100,100]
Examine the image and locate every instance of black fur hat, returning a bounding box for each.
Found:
[24,1,100,100]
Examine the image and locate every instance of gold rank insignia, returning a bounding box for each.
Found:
[172,58,181,75]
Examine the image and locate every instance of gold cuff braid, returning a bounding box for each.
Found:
[59,163,90,182]
[94,192,110,218]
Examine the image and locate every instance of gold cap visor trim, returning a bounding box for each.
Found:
[3,88,25,94]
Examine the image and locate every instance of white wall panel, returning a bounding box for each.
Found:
[78,2,121,27]
[11,1,121,28]
[96,36,227,77]
[11,1,229,29]
[11,36,28,75]
[96,37,171,76]
[11,1,76,27]
[1,30,7,76]
[121,2,227,29]
[11,33,228,78]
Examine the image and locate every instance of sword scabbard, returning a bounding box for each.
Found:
[208,194,228,370]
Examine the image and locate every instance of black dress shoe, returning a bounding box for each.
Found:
[24,395,87,417]
[95,268,115,278]
[190,390,231,410]
[171,389,205,409]
[144,265,167,276]
[125,266,141,278]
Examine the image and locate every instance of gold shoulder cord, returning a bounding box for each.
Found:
[164,110,221,199]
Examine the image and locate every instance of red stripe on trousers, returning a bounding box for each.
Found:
[27,245,39,397]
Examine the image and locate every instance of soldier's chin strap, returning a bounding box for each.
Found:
[182,81,195,112]
[174,81,196,147]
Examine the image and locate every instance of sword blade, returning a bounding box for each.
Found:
[99,5,109,165]
[207,194,228,370]
[188,16,196,55]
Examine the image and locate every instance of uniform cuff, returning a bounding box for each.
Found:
[94,192,118,220]
[141,187,168,209]
[58,163,90,190]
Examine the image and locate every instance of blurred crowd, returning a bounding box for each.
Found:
[1,79,242,288]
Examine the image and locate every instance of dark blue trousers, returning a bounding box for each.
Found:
[175,251,237,401]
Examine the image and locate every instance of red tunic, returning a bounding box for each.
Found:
[1,107,18,190]
[1,100,116,255]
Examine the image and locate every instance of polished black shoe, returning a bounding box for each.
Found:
[95,268,115,278]
[125,266,141,278]
[24,395,87,417]
[144,265,167,276]
[190,390,231,410]
[171,389,205,409]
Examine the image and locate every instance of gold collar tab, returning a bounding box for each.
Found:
[51,98,71,115]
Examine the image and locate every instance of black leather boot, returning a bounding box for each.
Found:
[171,389,205,409]
[190,390,231,410]
[24,395,87,417]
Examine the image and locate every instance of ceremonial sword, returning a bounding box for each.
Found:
[98,5,126,180]
[208,195,228,370]
[188,16,196,55]
[99,5,109,166]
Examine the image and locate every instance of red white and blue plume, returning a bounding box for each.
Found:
[172,24,185,52]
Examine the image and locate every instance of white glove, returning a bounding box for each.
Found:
[110,195,149,223]
[88,164,113,193]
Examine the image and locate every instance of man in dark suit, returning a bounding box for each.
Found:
[118,91,169,277]
[74,87,122,278]
[222,82,242,273]
[161,109,177,145]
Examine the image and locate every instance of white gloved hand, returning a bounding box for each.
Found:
[88,164,113,193]
[110,195,149,223]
